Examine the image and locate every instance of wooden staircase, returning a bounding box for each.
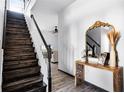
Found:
[2,11,46,92]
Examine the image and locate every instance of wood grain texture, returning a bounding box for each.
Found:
[52,63,106,92]
[76,60,122,71]
[113,67,123,92]
[75,63,84,86]
[75,60,123,92]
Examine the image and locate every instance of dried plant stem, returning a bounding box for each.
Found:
[107,28,120,48]
[107,27,120,67]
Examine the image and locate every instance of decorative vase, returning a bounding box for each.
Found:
[109,46,116,67]
[107,26,120,67]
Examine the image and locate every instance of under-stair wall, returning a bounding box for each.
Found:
[24,2,49,90]
[24,12,48,89]
[24,0,58,90]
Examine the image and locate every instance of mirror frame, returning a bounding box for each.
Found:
[85,21,115,63]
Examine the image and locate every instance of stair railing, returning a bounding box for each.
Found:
[86,34,100,48]
[2,0,7,49]
[86,34,101,58]
[31,14,52,92]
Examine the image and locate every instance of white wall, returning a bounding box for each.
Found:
[9,0,24,13]
[24,0,58,90]
[31,10,58,50]
[0,0,5,47]
[0,0,5,91]
[31,2,58,50]
[58,0,124,91]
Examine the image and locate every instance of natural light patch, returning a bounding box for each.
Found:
[9,0,24,13]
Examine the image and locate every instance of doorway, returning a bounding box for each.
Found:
[8,0,24,13]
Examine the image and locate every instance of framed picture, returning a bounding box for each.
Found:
[98,52,110,66]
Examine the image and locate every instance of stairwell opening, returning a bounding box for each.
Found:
[8,0,24,13]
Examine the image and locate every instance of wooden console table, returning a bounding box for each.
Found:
[75,60,123,92]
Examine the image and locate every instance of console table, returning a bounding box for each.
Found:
[75,60,123,92]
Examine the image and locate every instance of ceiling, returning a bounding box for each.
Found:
[33,0,76,13]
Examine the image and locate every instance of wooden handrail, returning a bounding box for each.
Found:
[31,14,52,92]
[31,15,48,50]
[2,0,7,49]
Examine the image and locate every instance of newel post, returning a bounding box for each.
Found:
[47,45,52,92]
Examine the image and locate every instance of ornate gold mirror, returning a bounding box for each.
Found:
[85,21,117,65]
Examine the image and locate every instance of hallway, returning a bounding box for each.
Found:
[0,0,123,92]
[52,63,107,92]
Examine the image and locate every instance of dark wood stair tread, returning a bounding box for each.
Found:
[7,20,26,24]
[7,11,23,16]
[26,82,47,92]
[4,51,35,56]
[5,45,33,49]
[5,48,34,54]
[6,31,29,34]
[6,37,30,40]
[7,14,24,18]
[6,27,28,31]
[6,38,31,41]
[7,21,26,25]
[5,40,32,45]
[7,22,26,25]
[6,28,28,31]
[4,52,36,58]
[7,13,24,17]
[6,33,30,37]
[7,24,26,28]
[2,75,43,92]
[4,59,38,65]
[5,46,33,50]
[6,29,28,34]
[4,62,38,71]
[6,32,30,36]
[5,42,33,47]
[7,20,26,25]
[3,66,41,80]
[7,17,25,21]
[4,51,34,55]
[7,15,24,19]
[4,53,36,61]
